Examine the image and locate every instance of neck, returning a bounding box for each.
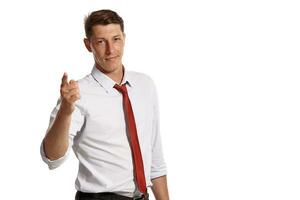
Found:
[96,64,124,84]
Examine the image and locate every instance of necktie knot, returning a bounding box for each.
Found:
[114,84,127,95]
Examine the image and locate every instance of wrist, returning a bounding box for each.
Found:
[59,102,74,116]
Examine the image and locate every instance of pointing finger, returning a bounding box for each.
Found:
[62,72,68,85]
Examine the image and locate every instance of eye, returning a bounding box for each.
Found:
[114,37,121,41]
[97,40,105,44]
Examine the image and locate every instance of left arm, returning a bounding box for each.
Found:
[150,80,169,199]
[151,175,170,200]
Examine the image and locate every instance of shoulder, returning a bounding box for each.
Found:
[76,74,99,90]
[127,70,156,88]
[127,70,159,101]
[76,74,92,85]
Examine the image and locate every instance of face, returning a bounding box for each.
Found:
[84,24,125,74]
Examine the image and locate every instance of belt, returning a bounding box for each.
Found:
[76,191,149,200]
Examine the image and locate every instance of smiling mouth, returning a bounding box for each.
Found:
[105,56,118,61]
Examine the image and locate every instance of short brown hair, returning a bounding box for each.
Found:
[84,9,124,39]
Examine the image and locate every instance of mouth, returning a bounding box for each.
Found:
[105,56,118,61]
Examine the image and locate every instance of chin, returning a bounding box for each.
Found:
[99,64,120,73]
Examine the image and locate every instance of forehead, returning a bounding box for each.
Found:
[91,24,123,38]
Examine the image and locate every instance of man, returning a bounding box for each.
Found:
[40,9,169,200]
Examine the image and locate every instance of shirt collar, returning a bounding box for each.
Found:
[91,65,132,93]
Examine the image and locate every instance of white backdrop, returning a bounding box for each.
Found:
[0,0,299,199]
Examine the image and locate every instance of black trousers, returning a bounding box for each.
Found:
[75,191,149,200]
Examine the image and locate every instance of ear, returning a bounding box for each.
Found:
[83,38,92,52]
[122,32,126,45]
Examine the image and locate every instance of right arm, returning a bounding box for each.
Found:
[43,73,80,161]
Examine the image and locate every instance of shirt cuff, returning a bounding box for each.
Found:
[150,167,167,180]
[40,141,70,170]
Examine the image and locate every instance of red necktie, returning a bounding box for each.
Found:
[114,83,147,194]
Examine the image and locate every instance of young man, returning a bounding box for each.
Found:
[41,9,169,200]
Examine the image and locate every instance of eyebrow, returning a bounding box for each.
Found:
[94,35,122,40]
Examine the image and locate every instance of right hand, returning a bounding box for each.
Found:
[60,72,80,115]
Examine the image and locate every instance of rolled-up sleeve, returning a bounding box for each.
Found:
[40,98,84,170]
[150,83,167,179]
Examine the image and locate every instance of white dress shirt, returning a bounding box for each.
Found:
[40,66,167,197]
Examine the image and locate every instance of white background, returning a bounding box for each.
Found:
[0,0,299,199]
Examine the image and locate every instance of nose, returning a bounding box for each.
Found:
[105,41,114,55]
